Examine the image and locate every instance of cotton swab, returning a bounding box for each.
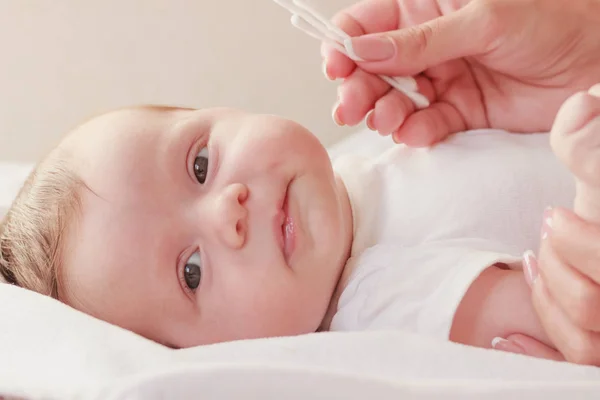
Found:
[294,0,422,94]
[289,12,424,97]
[290,13,426,105]
[275,0,420,95]
[275,0,345,43]
[290,14,418,94]
[290,15,348,56]
[272,0,430,109]
[290,0,349,43]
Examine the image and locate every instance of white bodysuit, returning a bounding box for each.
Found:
[329,129,575,340]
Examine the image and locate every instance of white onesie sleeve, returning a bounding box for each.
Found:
[329,238,521,340]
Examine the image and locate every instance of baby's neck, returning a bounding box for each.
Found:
[318,173,354,331]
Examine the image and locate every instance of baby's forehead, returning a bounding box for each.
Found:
[63,106,192,155]
[76,105,188,133]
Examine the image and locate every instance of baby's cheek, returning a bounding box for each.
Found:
[230,275,315,336]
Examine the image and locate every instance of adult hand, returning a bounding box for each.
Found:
[492,85,600,365]
[506,208,600,365]
[322,0,600,146]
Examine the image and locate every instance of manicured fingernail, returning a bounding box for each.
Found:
[332,102,344,126]
[541,207,554,240]
[523,250,539,287]
[491,337,526,354]
[344,35,396,62]
[322,60,335,81]
[366,110,376,131]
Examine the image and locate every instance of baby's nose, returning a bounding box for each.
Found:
[214,183,249,249]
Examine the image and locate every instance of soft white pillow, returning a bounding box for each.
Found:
[2,283,600,399]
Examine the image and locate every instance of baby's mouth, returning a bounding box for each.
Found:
[281,183,296,264]
[276,179,296,265]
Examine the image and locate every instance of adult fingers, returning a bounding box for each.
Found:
[505,334,565,362]
[542,208,600,332]
[392,101,467,146]
[369,89,415,136]
[343,0,492,77]
[369,76,435,135]
[334,68,390,127]
[322,0,400,80]
[492,334,565,362]
[548,208,600,289]
[532,276,600,366]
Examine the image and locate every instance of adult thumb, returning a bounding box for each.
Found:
[344,4,488,76]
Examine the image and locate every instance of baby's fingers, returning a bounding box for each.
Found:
[532,277,600,365]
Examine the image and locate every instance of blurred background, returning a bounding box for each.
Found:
[0,0,362,163]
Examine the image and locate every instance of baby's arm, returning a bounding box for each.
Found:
[449,264,552,350]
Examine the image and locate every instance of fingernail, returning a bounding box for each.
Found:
[322,60,335,81]
[344,35,396,62]
[332,102,344,126]
[589,84,600,98]
[366,110,376,131]
[523,250,539,287]
[491,337,526,354]
[541,207,554,240]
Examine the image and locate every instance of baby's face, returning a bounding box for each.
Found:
[61,107,352,348]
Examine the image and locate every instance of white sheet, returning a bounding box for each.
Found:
[2,132,600,399]
[2,283,600,399]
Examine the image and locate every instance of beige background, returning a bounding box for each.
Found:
[0,0,362,163]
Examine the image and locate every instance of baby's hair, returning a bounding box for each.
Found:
[0,105,193,296]
[0,150,84,298]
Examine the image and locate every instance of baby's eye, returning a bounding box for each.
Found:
[194,147,209,184]
[184,252,202,291]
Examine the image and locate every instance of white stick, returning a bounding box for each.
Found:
[291,15,347,54]
[292,0,350,41]
[274,0,345,42]
[273,0,430,109]
[291,15,425,104]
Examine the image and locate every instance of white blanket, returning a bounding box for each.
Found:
[2,133,600,399]
[2,284,600,399]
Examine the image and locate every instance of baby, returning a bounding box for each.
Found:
[0,85,599,354]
